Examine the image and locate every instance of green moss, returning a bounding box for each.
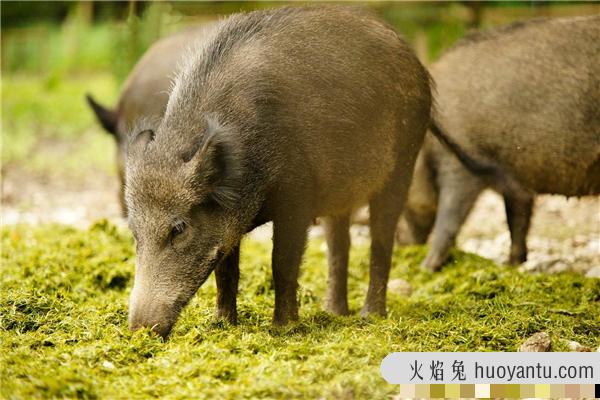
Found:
[1,222,599,398]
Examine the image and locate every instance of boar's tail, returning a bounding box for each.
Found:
[86,94,118,136]
[428,120,495,176]
[429,119,524,195]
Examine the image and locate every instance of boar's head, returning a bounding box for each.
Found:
[125,115,243,338]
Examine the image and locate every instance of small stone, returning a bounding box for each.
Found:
[566,340,592,352]
[102,360,115,370]
[387,279,412,297]
[585,266,600,278]
[518,332,551,352]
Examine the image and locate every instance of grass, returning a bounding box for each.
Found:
[1,74,118,180]
[2,222,599,399]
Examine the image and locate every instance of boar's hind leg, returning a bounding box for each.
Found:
[504,193,534,265]
[215,243,240,324]
[362,163,414,317]
[271,215,311,325]
[323,214,351,316]
[422,173,484,272]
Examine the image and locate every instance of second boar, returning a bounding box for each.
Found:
[401,15,600,271]
[86,24,213,214]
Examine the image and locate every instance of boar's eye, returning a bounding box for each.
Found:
[169,221,186,246]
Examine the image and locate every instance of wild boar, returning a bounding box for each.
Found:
[125,6,433,337]
[400,15,600,271]
[86,24,213,214]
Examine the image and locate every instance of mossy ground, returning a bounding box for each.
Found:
[2,222,599,399]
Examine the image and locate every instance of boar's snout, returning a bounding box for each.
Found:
[129,314,173,339]
[129,288,179,339]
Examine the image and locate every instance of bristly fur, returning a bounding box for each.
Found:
[449,15,598,52]
[168,23,222,105]
[450,17,550,52]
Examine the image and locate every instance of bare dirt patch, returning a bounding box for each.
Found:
[2,165,122,228]
[459,191,599,275]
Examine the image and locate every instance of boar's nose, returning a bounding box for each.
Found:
[128,296,176,339]
[129,312,174,339]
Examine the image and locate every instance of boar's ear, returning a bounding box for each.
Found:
[184,116,241,209]
[86,94,118,136]
[128,129,155,159]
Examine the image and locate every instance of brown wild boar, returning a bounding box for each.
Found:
[400,15,600,271]
[125,6,434,337]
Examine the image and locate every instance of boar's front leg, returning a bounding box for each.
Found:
[215,243,240,324]
[504,192,534,265]
[422,169,484,272]
[323,214,351,316]
[271,215,310,325]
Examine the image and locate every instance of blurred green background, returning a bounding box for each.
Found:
[2,1,599,186]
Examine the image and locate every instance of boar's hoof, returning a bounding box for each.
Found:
[421,252,445,272]
[325,301,350,316]
[359,304,386,318]
[508,252,527,265]
[272,310,299,326]
[215,309,238,325]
